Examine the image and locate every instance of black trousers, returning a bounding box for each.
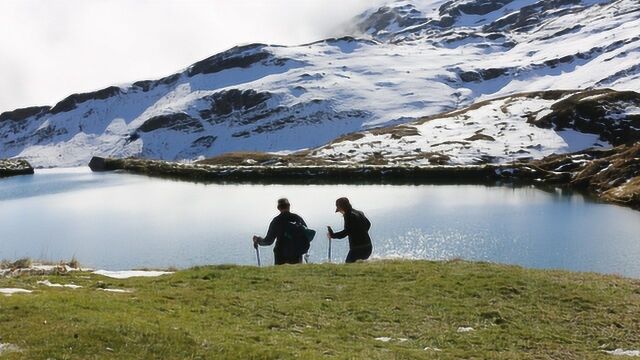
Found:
[345,245,372,263]
[274,253,302,265]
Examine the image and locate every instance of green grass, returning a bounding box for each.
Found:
[1,260,639,359]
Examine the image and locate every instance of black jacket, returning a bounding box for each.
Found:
[332,209,372,249]
[258,212,306,257]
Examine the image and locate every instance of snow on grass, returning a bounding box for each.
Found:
[37,280,82,289]
[93,270,173,279]
[98,288,133,293]
[0,263,85,277]
[603,349,640,357]
[373,336,411,343]
[457,327,475,333]
[0,343,21,355]
[0,288,32,296]
[374,337,393,342]
[424,346,443,352]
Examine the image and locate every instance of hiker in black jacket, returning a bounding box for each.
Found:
[253,198,307,265]
[327,197,373,263]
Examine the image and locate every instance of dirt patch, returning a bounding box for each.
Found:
[465,133,496,142]
[196,151,333,167]
[431,140,470,147]
[370,126,420,139]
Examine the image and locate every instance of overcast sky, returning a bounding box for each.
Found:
[0,0,380,112]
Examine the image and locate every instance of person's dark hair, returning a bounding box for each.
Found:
[335,197,352,212]
[277,198,290,211]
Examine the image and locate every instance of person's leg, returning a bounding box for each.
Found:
[274,253,285,265]
[346,246,372,263]
[359,246,372,261]
[279,255,303,265]
[345,250,357,263]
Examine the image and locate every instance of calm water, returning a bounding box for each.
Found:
[1,168,639,276]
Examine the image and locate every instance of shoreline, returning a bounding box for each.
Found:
[4,142,638,210]
[88,143,640,210]
[3,255,638,280]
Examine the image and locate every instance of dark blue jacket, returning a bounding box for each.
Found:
[258,211,306,257]
[332,209,372,249]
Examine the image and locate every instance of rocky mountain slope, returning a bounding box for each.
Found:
[309,88,640,165]
[506,142,640,209]
[0,0,639,167]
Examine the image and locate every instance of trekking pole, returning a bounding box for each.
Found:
[328,237,332,263]
[255,246,261,267]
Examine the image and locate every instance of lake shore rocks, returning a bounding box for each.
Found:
[0,263,80,278]
[0,159,34,178]
[499,143,640,210]
[88,142,640,210]
[88,156,500,184]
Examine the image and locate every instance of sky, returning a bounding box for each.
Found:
[0,0,380,112]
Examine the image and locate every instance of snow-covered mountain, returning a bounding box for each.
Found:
[1,0,639,167]
[308,88,640,165]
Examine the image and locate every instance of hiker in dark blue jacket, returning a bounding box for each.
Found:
[327,197,373,263]
[253,198,307,265]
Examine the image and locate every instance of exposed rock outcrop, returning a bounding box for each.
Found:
[49,86,122,114]
[500,143,640,209]
[529,89,640,146]
[0,159,34,178]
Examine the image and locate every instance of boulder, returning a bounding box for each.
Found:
[0,159,34,178]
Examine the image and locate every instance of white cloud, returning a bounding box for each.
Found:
[0,0,381,112]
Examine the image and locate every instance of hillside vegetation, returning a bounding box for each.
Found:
[1,261,639,359]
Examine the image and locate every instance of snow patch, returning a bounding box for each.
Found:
[93,270,173,279]
[0,343,21,355]
[0,288,32,296]
[457,327,475,333]
[374,337,393,342]
[424,347,443,352]
[603,349,640,357]
[37,280,82,289]
[99,288,133,293]
[374,336,410,343]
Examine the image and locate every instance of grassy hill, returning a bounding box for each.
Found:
[1,260,639,359]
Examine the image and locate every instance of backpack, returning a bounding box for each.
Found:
[283,221,316,257]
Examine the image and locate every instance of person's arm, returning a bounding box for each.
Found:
[256,218,279,246]
[331,214,351,239]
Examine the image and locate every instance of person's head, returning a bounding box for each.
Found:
[277,198,291,213]
[335,197,352,214]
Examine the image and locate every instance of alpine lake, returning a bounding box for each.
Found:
[1,167,639,277]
